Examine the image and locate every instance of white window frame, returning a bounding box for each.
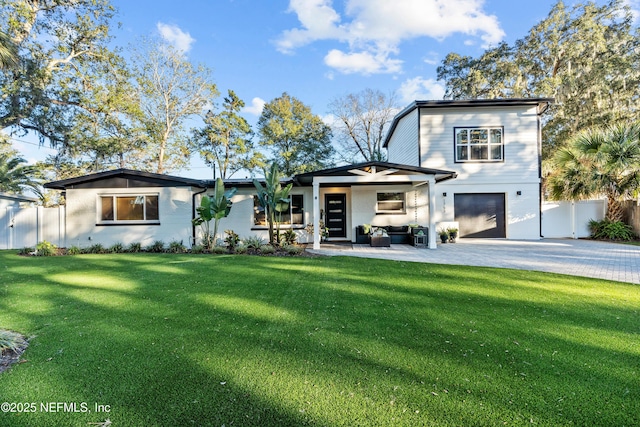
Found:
[98,194,160,225]
[376,192,405,214]
[454,126,504,162]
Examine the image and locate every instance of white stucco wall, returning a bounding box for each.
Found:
[203,187,314,245]
[65,186,194,247]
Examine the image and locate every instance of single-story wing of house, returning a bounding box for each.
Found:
[44,97,552,250]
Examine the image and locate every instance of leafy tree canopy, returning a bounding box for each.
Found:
[191,90,264,179]
[258,93,335,176]
[0,0,117,149]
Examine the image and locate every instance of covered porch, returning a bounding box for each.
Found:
[294,162,457,250]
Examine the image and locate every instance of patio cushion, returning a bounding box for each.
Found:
[387,225,408,233]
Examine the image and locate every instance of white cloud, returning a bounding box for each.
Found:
[324,49,402,75]
[242,97,266,115]
[423,51,440,66]
[157,22,195,53]
[398,77,446,104]
[276,0,505,75]
[276,0,347,54]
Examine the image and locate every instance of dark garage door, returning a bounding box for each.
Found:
[454,193,506,238]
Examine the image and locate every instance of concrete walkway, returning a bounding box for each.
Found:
[309,239,640,284]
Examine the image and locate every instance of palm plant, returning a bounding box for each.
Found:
[0,30,19,70]
[253,162,292,245]
[192,178,237,248]
[547,123,640,221]
[0,152,41,196]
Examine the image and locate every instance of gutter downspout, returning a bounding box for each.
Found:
[192,185,208,246]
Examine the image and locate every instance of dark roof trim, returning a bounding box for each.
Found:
[383,98,555,148]
[44,168,207,190]
[294,161,457,184]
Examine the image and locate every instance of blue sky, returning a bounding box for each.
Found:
[11,0,638,178]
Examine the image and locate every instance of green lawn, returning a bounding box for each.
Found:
[0,252,638,426]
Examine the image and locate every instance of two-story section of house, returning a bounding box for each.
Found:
[384,98,553,240]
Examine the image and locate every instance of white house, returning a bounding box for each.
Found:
[44,98,551,249]
[384,98,553,239]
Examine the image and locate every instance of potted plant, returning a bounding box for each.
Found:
[447,227,458,243]
[438,228,448,243]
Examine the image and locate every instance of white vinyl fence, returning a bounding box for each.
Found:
[541,200,606,239]
[0,206,66,250]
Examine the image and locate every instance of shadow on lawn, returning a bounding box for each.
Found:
[0,252,638,426]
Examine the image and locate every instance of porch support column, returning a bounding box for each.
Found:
[313,180,320,249]
[427,176,437,249]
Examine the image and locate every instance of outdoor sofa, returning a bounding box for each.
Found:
[355,225,428,246]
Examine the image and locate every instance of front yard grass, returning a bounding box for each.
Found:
[0,252,638,426]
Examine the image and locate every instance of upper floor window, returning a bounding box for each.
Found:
[455,127,504,162]
[253,194,304,226]
[100,195,159,223]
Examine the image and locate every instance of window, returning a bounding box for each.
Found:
[377,192,405,214]
[455,127,503,162]
[99,195,159,223]
[253,194,304,226]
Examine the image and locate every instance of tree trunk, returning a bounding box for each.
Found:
[606,193,625,222]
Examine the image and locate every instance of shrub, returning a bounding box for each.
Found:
[283,244,303,255]
[36,240,57,256]
[211,245,228,254]
[243,235,266,249]
[66,246,82,255]
[190,244,206,254]
[109,242,125,253]
[259,244,275,254]
[18,247,34,256]
[87,243,106,254]
[127,242,142,253]
[280,229,297,245]
[224,230,240,251]
[168,240,187,253]
[588,219,636,241]
[146,240,165,253]
[234,244,248,254]
[0,329,27,354]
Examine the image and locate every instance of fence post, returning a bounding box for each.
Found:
[36,205,42,246]
[570,201,576,239]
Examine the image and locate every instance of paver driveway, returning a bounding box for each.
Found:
[311,239,640,284]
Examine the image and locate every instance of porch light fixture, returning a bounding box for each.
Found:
[442,192,447,197]
[516,191,522,196]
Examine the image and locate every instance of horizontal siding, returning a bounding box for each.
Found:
[419,106,540,184]
[387,109,419,166]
